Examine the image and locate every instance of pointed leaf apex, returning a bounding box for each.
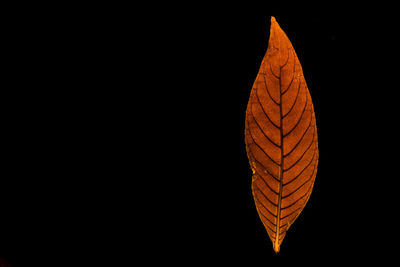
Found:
[273,243,280,253]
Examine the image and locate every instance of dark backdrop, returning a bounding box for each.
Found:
[2,10,399,266]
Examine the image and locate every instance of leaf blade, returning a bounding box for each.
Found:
[245,16,319,253]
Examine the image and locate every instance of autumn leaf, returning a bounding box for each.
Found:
[245,16,319,253]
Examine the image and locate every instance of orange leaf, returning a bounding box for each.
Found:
[245,16,319,253]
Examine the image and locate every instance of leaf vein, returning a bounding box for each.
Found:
[283,149,318,186]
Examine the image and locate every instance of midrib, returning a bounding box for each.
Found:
[274,64,284,252]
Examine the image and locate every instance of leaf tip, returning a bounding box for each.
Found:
[271,16,277,24]
[273,243,280,253]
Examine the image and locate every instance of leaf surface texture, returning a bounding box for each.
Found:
[245,16,319,253]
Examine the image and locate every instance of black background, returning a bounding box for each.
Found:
[2,10,400,266]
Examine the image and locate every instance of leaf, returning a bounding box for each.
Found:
[245,16,319,253]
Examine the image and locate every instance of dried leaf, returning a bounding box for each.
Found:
[245,17,319,253]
